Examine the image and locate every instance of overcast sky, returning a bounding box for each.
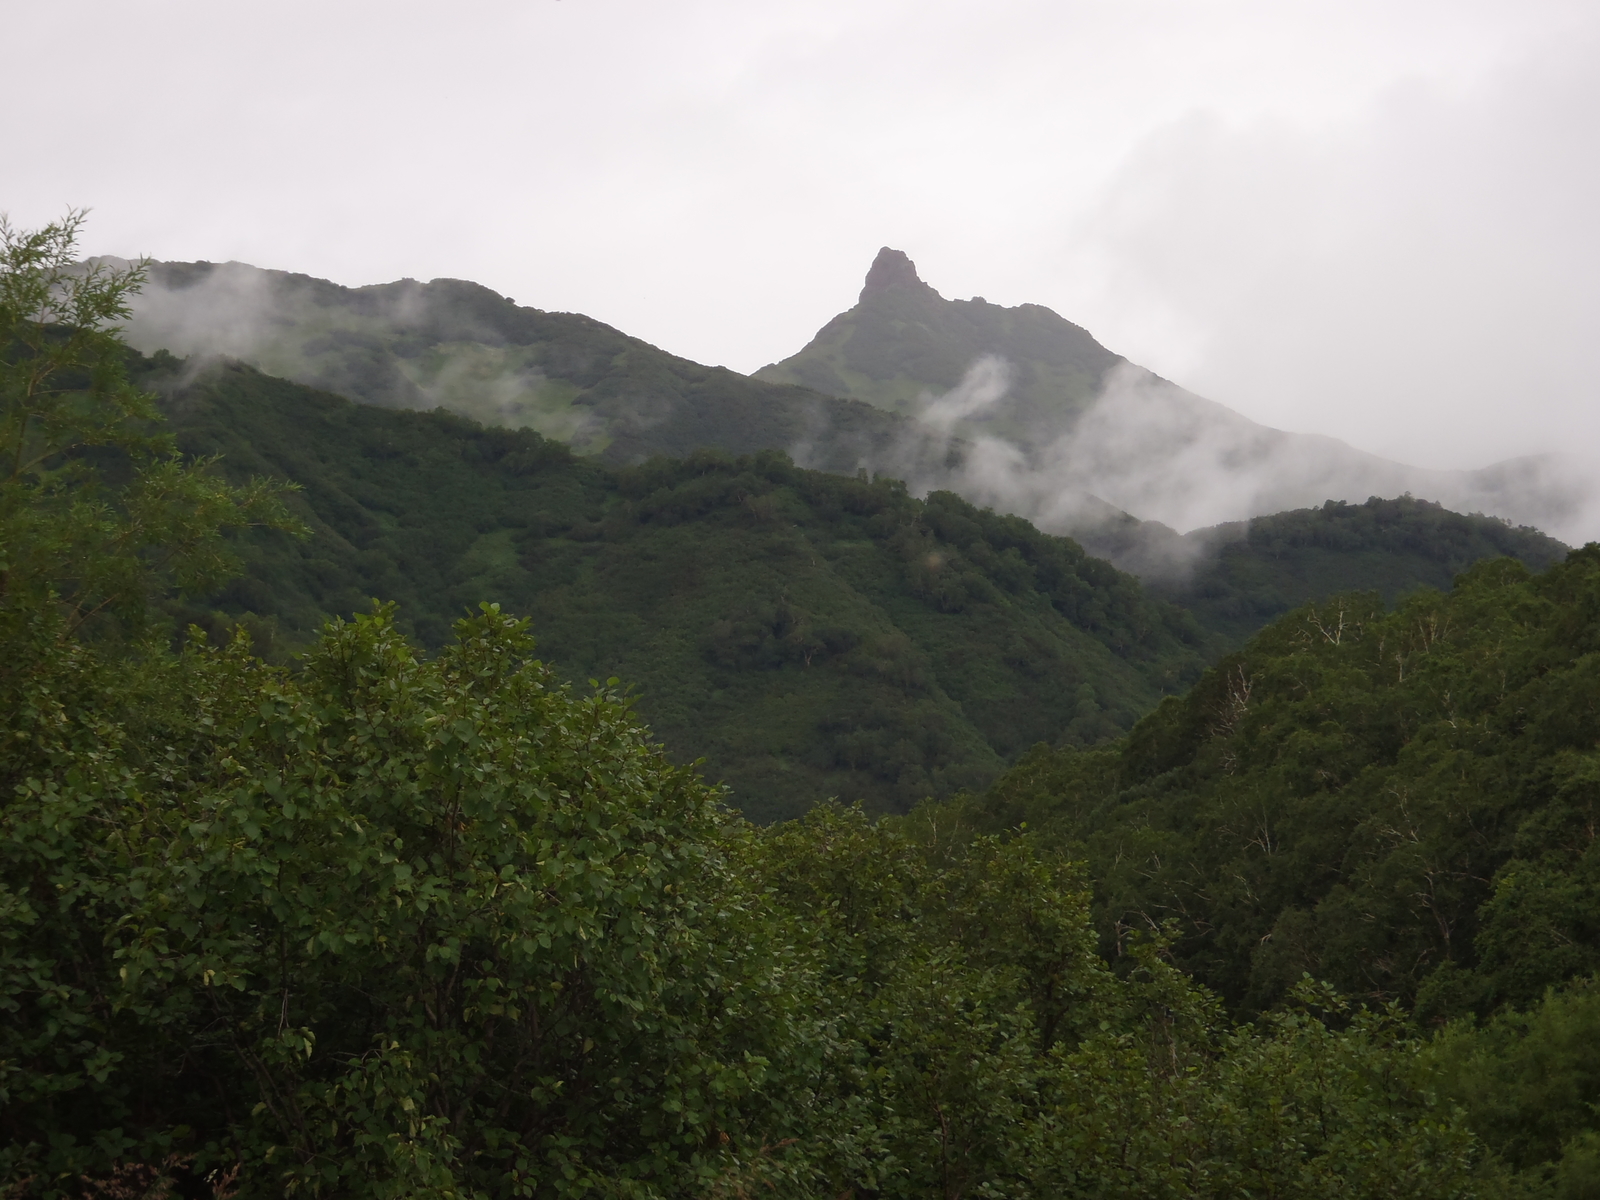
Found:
[5,0,1597,474]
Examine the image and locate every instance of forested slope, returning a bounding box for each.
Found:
[147,351,1577,823]
[1157,495,1568,645]
[149,353,1205,820]
[970,548,1600,1021]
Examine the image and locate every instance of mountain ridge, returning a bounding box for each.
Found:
[757,247,1591,545]
[109,251,1591,575]
[109,257,922,473]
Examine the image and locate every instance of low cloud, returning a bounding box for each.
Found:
[813,355,1598,576]
[116,260,284,363]
[117,259,1599,564]
[113,260,607,442]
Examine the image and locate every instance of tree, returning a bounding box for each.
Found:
[0,209,296,637]
[0,212,306,1196]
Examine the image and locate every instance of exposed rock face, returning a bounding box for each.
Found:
[860,247,932,300]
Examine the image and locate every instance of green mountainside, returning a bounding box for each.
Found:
[13,221,1600,1197]
[118,259,910,469]
[1155,496,1568,645]
[142,353,1570,823]
[967,547,1600,1022]
[146,353,1205,822]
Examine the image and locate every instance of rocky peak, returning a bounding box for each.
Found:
[860,247,932,302]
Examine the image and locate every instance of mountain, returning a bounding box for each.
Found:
[1150,495,1568,645]
[114,253,1591,578]
[756,248,1591,544]
[111,259,912,472]
[140,352,1206,822]
[757,248,1122,445]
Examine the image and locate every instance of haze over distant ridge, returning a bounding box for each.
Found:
[112,249,1595,557]
[759,248,1595,548]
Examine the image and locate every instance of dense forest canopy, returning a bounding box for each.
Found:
[6,214,1600,1197]
[1153,495,1568,643]
[139,353,1563,822]
[143,353,1207,820]
[969,550,1600,1020]
[961,546,1600,1189]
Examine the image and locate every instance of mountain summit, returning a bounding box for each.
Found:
[756,249,1590,542]
[758,249,1121,439]
[860,247,931,299]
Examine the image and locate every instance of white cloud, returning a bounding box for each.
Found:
[1050,22,1600,476]
[864,356,1595,549]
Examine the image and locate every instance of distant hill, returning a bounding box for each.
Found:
[111,259,914,472]
[143,352,1206,822]
[1153,496,1568,645]
[756,248,1591,543]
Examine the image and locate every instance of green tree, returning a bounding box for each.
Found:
[0,211,297,1195]
[1425,976,1600,1197]
[750,804,1492,1199]
[2,600,814,1197]
[0,210,294,636]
